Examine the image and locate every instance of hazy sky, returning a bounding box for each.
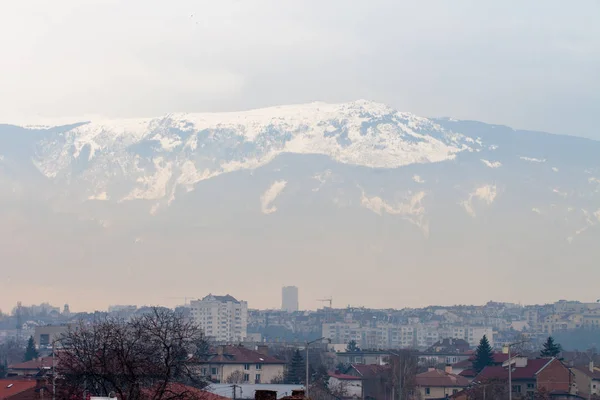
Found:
[1,1,599,138]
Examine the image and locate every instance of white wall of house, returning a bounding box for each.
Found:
[328,377,362,398]
[200,363,284,384]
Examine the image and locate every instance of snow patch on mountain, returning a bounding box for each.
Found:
[124,158,173,201]
[532,208,542,214]
[88,192,109,201]
[461,184,497,217]
[413,175,425,184]
[520,156,546,163]
[25,101,480,204]
[481,159,502,169]
[552,167,559,172]
[360,190,429,235]
[261,180,287,214]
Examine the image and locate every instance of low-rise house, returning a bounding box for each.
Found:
[571,363,600,398]
[475,357,573,397]
[346,364,392,400]
[7,358,54,377]
[192,345,286,384]
[328,372,363,398]
[415,367,470,399]
[0,377,49,399]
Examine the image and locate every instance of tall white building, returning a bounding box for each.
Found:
[281,286,299,312]
[190,294,248,342]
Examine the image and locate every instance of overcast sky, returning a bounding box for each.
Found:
[1,0,599,139]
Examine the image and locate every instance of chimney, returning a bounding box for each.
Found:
[445,364,453,374]
[217,345,225,356]
[257,345,269,356]
[292,389,305,397]
[255,390,278,400]
[590,361,594,373]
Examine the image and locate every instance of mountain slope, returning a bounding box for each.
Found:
[0,101,598,310]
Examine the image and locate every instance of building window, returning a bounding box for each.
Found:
[512,385,521,393]
[211,368,218,375]
[453,389,458,394]
[40,334,50,347]
[244,364,250,370]
[243,374,250,382]
[201,368,207,376]
[527,383,535,389]
[256,364,262,370]
[425,388,430,395]
[255,374,261,383]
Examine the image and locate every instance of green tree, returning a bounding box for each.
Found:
[23,336,38,362]
[345,340,360,352]
[473,335,494,373]
[285,349,306,384]
[540,336,562,358]
[0,359,7,379]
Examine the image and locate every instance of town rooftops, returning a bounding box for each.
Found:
[416,369,470,388]
[0,379,37,399]
[476,358,556,381]
[8,357,54,371]
[200,345,285,364]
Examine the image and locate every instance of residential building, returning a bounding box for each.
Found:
[415,367,470,399]
[281,286,299,313]
[190,294,248,342]
[476,357,573,397]
[571,363,600,398]
[33,325,69,348]
[0,378,40,399]
[192,345,285,384]
[328,372,363,398]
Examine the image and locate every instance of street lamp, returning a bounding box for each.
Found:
[305,337,330,399]
[506,340,528,400]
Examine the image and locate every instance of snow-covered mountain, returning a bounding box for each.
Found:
[1,100,599,307]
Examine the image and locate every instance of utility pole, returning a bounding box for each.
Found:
[305,337,327,399]
[507,340,527,400]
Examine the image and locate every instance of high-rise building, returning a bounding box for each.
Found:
[281,286,299,312]
[190,294,248,342]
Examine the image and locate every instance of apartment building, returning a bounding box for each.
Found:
[190,294,248,342]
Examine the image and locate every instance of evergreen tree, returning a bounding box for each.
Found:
[540,336,562,358]
[285,349,306,384]
[346,340,360,352]
[0,359,7,379]
[23,336,38,362]
[473,335,494,373]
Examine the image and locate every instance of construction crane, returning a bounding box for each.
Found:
[317,298,333,309]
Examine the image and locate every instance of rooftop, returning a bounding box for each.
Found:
[200,346,285,365]
[416,369,470,388]
[0,379,37,399]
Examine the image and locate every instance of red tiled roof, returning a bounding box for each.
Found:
[416,369,470,388]
[351,364,390,378]
[476,358,554,381]
[8,357,54,371]
[203,346,285,365]
[458,369,477,378]
[0,379,37,399]
[328,372,362,381]
[453,359,472,369]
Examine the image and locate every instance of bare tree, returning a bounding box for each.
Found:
[57,307,209,400]
[225,370,245,384]
[389,350,418,400]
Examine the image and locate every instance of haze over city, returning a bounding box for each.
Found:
[1,1,599,312]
